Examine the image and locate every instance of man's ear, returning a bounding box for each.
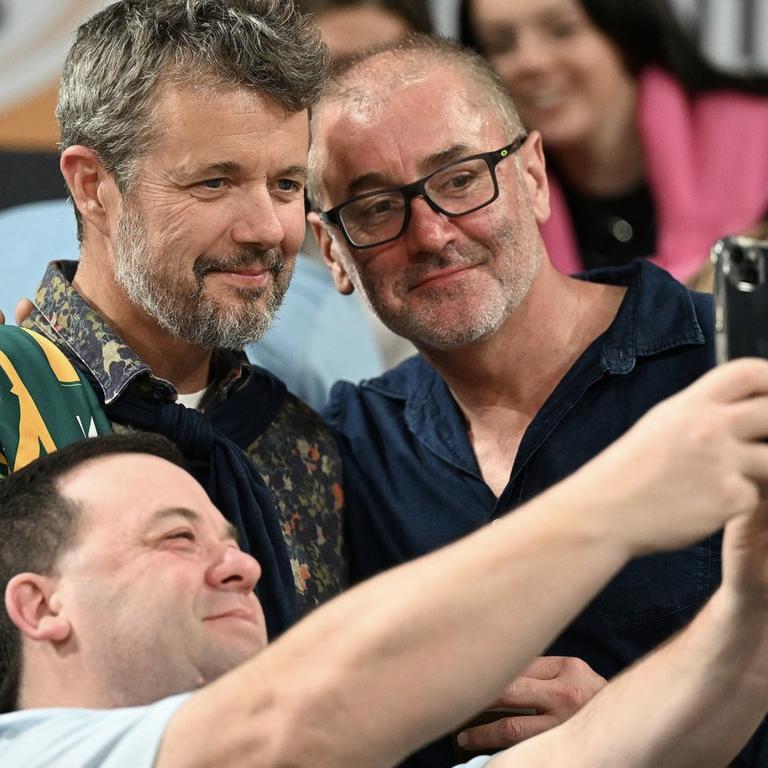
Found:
[60,145,122,241]
[5,573,71,643]
[307,212,355,295]
[518,131,551,224]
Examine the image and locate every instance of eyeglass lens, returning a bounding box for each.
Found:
[340,156,496,247]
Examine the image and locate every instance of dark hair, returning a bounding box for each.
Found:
[459,0,768,96]
[297,0,432,36]
[0,433,185,714]
[58,0,329,241]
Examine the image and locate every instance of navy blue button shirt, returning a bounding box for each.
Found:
[326,260,763,767]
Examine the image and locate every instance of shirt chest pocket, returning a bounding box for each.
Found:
[584,535,718,624]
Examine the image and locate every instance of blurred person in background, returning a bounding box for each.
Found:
[300,0,432,60]
[460,0,768,284]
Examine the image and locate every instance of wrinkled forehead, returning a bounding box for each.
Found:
[150,79,309,147]
[311,58,506,203]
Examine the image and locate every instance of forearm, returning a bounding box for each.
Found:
[499,587,768,768]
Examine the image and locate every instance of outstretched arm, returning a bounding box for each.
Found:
[157,359,768,768]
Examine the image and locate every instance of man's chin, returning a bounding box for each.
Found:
[203,638,266,682]
[158,306,273,350]
[377,307,503,351]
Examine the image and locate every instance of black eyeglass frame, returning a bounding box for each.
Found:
[319,133,528,249]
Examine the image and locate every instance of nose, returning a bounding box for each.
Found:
[230,189,285,250]
[498,29,556,81]
[403,196,456,257]
[206,545,262,594]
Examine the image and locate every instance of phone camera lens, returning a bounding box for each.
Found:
[741,262,760,285]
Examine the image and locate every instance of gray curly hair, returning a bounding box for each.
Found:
[58,0,328,240]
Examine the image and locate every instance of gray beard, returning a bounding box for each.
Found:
[113,210,292,350]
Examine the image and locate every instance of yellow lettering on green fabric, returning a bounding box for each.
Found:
[0,351,56,470]
[21,329,80,384]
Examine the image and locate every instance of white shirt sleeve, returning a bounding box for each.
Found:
[0,692,192,768]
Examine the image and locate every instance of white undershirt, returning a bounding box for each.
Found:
[175,388,206,410]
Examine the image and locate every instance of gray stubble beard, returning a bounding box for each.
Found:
[113,210,293,350]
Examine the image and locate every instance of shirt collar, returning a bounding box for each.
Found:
[26,260,249,405]
[580,259,705,375]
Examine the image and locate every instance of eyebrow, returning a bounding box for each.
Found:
[539,2,584,23]
[175,161,242,182]
[146,507,240,544]
[177,161,308,183]
[278,164,308,182]
[344,144,474,199]
[424,145,473,171]
[346,171,395,199]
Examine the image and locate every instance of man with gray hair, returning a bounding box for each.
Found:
[307,34,767,765]
[12,0,346,638]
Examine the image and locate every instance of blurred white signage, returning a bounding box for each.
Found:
[0,0,108,110]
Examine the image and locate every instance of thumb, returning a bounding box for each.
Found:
[15,299,34,325]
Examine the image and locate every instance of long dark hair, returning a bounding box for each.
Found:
[459,0,768,96]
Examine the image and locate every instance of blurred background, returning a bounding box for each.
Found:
[1,0,765,211]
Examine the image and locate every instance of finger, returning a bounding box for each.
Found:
[458,714,559,750]
[0,309,5,325]
[728,396,768,440]
[518,656,564,680]
[15,299,33,325]
[493,678,555,711]
[695,359,768,402]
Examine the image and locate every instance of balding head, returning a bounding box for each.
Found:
[307,34,524,210]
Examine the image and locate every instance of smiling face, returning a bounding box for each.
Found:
[311,58,549,350]
[468,0,636,153]
[52,453,266,706]
[110,82,309,349]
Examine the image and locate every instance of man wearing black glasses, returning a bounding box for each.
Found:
[306,34,759,767]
